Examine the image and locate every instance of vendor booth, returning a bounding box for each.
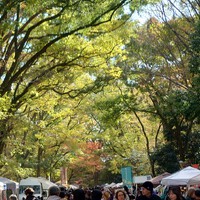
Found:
[161,166,200,186]
[0,177,18,200]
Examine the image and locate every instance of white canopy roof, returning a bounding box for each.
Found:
[0,177,17,191]
[20,177,56,190]
[161,166,200,186]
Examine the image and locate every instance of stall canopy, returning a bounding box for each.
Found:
[161,166,200,186]
[150,172,171,185]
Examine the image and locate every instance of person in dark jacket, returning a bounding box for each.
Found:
[195,189,200,200]
[136,181,161,200]
[25,188,37,200]
[73,189,85,200]
[91,189,102,200]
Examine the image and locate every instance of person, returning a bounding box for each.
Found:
[73,189,85,200]
[115,190,127,200]
[194,190,200,200]
[167,186,185,200]
[136,181,161,200]
[59,191,66,200]
[24,187,37,200]
[103,191,111,200]
[9,194,18,200]
[136,187,142,199]
[124,185,135,200]
[160,186,169,200]
[186,188,196,200]
[124,186,133,200]
[47,186,61,200]
[91,189,102,200]
[85,189,92,200]
[109,188,115,200]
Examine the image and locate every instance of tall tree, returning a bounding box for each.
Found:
[0,0,136,154]
[118,0,200,173]
[84,81,161,176]
[1,0,163,180]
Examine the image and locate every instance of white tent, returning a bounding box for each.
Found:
[161,166,200,186]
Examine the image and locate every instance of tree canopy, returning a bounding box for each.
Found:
[0,0,199,185]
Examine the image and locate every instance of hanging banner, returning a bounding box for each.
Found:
[121,166,133,188]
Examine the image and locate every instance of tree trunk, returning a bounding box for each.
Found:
[36,146,43,177]
[0,119,9,154]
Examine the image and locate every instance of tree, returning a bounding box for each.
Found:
[151,143,180,173]
[0,0,135,154]
[189,18,200,122]
[84,82,160,176]
[118,0,200,173]
[66,141,104,186]
[2,0,163,180]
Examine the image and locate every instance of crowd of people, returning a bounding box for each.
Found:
[8,181,200,200]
